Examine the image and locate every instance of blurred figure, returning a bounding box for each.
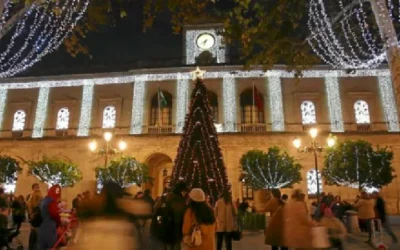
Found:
[264,189,287,250]
[331,196,345,221]
[143,189,155,209]
[26,183,40,202]
[11,195,26,232]
[182,188,216,250]
[72,194,82,212]
[373,191,398,244]
[38,185,62,249]
[319,206,346,250]
[215,190,237,250]
[283,189,314,249]
[353,191,375,244]
[132,190,153,249]
[28,190,42,250]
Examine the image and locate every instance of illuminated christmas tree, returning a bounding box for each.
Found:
[171,68,229,203]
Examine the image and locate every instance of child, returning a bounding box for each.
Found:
[319,207,347,249]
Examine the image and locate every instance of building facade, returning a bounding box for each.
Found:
[1,25,400,213]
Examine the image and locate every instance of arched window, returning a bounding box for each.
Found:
[150,91,173,126]
[354,100,371,124]
[12,110,26,131]
[240,89,265,124]
[56,108,70,130]
[102,105,116,129]
[307,169,322,195]
[301,101,317,124]
[207,91,218,123]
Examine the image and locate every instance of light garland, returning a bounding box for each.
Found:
[267,77,285,131]
[222,77,236,132]
[0,0,90,78]
[176,75,189,133]
[77,83,94,137]
[0,89,8,134]
[130,80,146,135]
[185,29,226,65]
[377,75,400,132]
[325,76,344,132]
[32,87,50,138]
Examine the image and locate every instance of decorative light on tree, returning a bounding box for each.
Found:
[240,148,302,190]
[307,0,400,69]
[0,0,89,78]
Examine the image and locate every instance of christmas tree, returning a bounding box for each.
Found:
[171,68,229,203]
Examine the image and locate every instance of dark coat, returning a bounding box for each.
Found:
[375,197,387,223]
[264,198,285,247]
[167,192,187,244]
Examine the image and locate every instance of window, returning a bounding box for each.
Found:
[240,89,265,124]
[12,110,26,131]
[102,105,116,129]
[150,91,173,126]
[354,100,371,124]
[301,101,317,124]
[307,169,322,195]
[242,184,254,200]
[207,91,218,123]
[56,108,70,130]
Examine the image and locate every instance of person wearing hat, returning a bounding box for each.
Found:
[182,188,216,250]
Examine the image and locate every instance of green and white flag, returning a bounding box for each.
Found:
[158,88,168,109]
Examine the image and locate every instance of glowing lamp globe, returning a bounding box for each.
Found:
[88,140,97,152]
[293,137,301,149]
[309,128,318,139]
[103,132,113,142]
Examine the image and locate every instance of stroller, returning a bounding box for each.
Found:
[0,228,23,250]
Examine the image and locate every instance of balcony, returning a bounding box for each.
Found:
[147,125,174,134]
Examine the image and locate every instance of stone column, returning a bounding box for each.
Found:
[325,76,344,132]
[32,87,50,138]
[130,80,146,134]
[266,76,285,131]
[77,83,94,137]
[175,75,189,134]
[222,76,237,132]
[0,88,7,136]
[377,75,400,132]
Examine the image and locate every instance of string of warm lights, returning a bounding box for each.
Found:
[176,76,189,133]
[0,89,7,134]
[32,87,50,138]
[130,80,145,135]
[77,83,94,137]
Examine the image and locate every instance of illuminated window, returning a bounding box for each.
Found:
[102,105,116,129]
[354,100,371,124]
[240,89,265,124]
[56,108,70,130]
[12,110,26,131]
[150,91,172,126]
[301,101,317,124]
[307,169,322,195]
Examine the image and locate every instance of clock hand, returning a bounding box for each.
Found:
[203,39,208,45]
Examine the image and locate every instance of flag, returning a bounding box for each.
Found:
[158,88,168,109]
[253,86,264,111]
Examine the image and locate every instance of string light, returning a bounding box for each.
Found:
[267,77,285,131]
[32,87,50,138]
[176,75,189,133]
[130,80,146,135]
[0,89,8,134]
[222,77,236,132]
[377,75,400,132]
[77,83,94,137]
[324,76,344,132]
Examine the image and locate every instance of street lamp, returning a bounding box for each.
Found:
[89,132,127,167]
[292,128,336,202]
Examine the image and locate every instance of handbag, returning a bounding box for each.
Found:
[183,213,202,247]
[231,205,242,241]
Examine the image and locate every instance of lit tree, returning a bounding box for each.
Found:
[240,148,302,190]
[323,140,395,191]
[170,68,229,203]
[0,155,22,186]
[27,156,82,187]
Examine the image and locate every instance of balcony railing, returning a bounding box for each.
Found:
[239,123,267,133]
[147,125,174,134]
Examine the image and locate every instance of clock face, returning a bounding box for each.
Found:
[196,33,215,50]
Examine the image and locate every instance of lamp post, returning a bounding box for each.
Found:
[88,132,127,167]
[292,128,336,202]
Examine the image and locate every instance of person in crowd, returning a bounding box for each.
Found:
[319,205,347,250]
[38,185,62,249]
[264,189,287,250]
[143,189,155,209]
[72,194,82,211]
[373,191,398,244]
[26,183,40,202]
[28,189,43,250]
[283,189,314,249]
[281,194,288,203]
[353,191,375,244]
[132,190,154,249]
[310,202,318,219]
[215,190,237,250]
[238,199,249,214]
[11,195,26,232]
[182,188,216,250]
[331,195,345,221]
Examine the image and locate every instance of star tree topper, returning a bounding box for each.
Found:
[191,67,206,81]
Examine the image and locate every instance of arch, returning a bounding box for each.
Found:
[56,107,70,130]
[145,152,174,197]
[207,91,218,123]
[12,110,26,131]
[150,91,173,126]
[301,101,317,124]
[240,88,265,124]
[354,100,371,124]
[102,105,116,129]
[307,169,322,195]
[195,51,216,65]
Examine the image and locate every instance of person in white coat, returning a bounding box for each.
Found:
[215,190,238,250]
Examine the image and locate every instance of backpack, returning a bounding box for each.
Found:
[30,206,42,228]
[150,196,175,244]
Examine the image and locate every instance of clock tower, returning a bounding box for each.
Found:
[183,24,226,65]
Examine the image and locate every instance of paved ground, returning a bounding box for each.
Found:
[11,220,400,249]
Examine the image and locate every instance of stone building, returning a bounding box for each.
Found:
[1,24,400,213]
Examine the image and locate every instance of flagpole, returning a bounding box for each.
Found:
[158,84,161,127]
[252,80,255,125]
